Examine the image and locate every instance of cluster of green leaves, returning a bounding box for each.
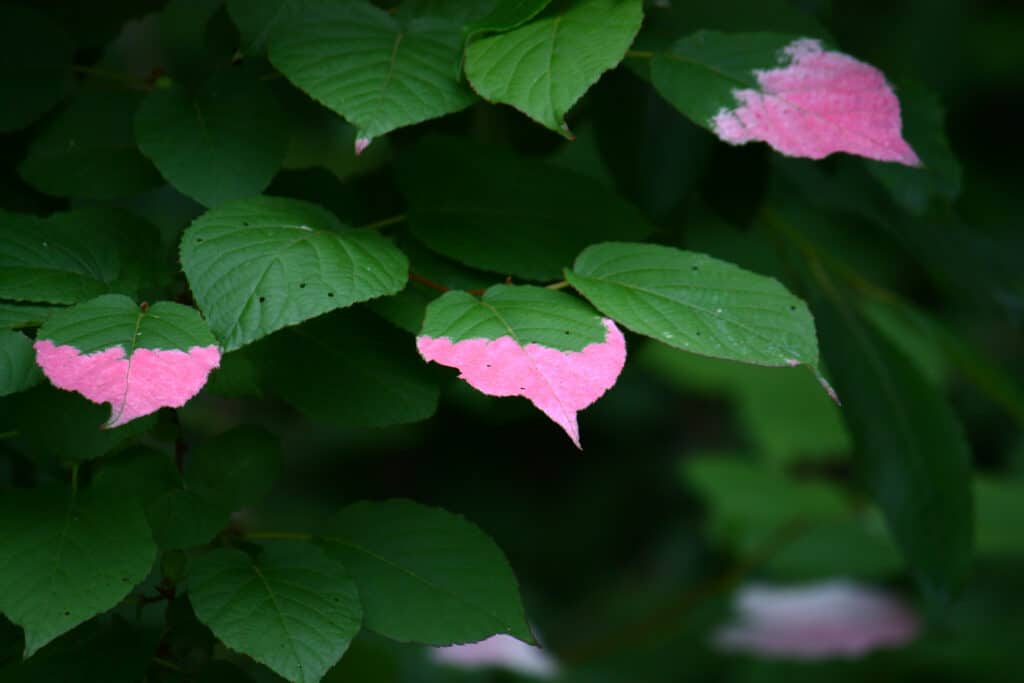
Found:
[1,0,1022,682]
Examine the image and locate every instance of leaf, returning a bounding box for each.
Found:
[135,68,288,208]
[189,542,362,683]
[0,5,72,132]
[254,308,439,428]
[322,499,532,645]
[398,135,654,280]
[810,277,973,609]
[18,89,163,199]
[226,0,304,55]
[34,294,221,428]
[0,484,156,656]
[651,32,919,165]
[181,196,408,351]
[186,426,282,511]
[464,0,643,136]
[160,0,234,84]
[0,330,42,397]
[464,0,553,38]
[417,285,624,447]
[866,80,962,214]
[765,518,903,580]
[268,0,475,150]
[0,207,162,305]
[566,242,822,372]
[974,477,1024,556]
[0,302,57,330]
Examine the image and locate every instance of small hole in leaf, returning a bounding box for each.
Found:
[691,265,699,271]
[327,292,334,297]
[519,386,525,391]
[242,221,249,226]
[299,283,306,288]
[64,611,70,616]
[695,331,702,336]
[564,330,570,335]
[258,296,265,303]
[485,363,491,368]
[789,305,797,311]
[196,238,203,243]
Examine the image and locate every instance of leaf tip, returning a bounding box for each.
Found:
[354,137,371,155]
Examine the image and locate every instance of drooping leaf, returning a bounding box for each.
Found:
[189,542,362,683]
[810,276,973,609]
[135,68,288,208]
[18,89,163,200]
[227,0,304,55]
[464,0,643,136]
[866,80,962,214]
[0,208,162,305]
[0,302,57,330]
[566,242,822,373]
[0,484,156,656]
[269,0,475,150]
[0,330,42,396]
[651,32,919,165]
[322,499,533,645]
[254,308,439,428]
[417,285,625,447]
[398,135,654,281]
[186,426,282,511]
[34,294,221,428]
[0,5,72,132]
[180,196,408,351]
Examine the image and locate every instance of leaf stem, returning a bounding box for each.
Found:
[359,213,406,231]
[244,531,314,541]
[408,271,451,293]
[0,430,17,440]
[71,65,151,91]
[545,280,570,290]
[625,49,655,59]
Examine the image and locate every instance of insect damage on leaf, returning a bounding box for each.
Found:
[33,295,221,428]
[712,38,920,166]
[416,286,627,448]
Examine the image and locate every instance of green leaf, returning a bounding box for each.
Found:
[135,68,288,208]
[254,308,439,427]
[810,279,973,609]
[765,517,903,580]
[866,80,962,214]
[160,0,233,83]
[420,284,608,350]
[0,302,57,330]
[181,196,408,351]
[0,484,156,656]
[0,330,42,397]
[18,90,162,200]
[975,477,1024,556]
[269,0,475,147]
[189,542,362,683]
[227,0,303,55]
[399,136,654,280]
[464,0,643,135]
[464,0,553,38]
[0,5,72,132]
[566,242,821,370]
[0,208,162,305]
[186,426,282,511]
[322,499,532,645]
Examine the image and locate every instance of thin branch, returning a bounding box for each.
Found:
[545,280,570,290]
[359,213,407,231]
[72,65,151,91]
[244,531,314,541]
[625,49,655,59]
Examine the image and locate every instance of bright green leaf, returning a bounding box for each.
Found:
[181,196,408,351]
[189,542,362,683]
[269,0,475,147]
[399,136,654,280]
[0,484,156,656]
[322,499,533,645]
[135,68,287,208]
[464,0,643,136]
[0,330,42,397]
[566,242,821,370]
[18,90,162,200]
[0,5,72,132]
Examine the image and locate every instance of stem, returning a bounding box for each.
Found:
[408,271,451,293]
[245,531,314,541]
[359,213,406,231]
[0,430,17,440]
[545,280,570,290]
[625,49,655,59]
[72,65,151,90]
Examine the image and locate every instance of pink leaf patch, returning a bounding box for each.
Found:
[417,319,626,448]
[712,39,920,166]
[34,340,221,428]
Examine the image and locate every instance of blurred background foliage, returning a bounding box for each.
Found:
[1,0,1022,681]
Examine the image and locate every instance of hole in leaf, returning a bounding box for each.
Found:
[258,296,265,303]
[327,292,334,297]
[789,305,797,311]
[195,238,203,243]
[242,221,249,226]
[691,265,699,271]
[299,283,306,288]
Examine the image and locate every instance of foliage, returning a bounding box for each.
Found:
[0,1,1021,682]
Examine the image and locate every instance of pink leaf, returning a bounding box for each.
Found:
[417,319,626,448]
[34,340,221,428]
[712,39,920,166]
[431,634,559,678]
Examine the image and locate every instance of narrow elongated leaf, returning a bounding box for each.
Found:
[651,32,919,165]
[0,208,161,305]
[181,196,408,351]
[322,499,532,645]
[0,330,42,396]
[418,285,626,447]
[135,68,287,208]
[255,308,439,428]
[34,294,221,428]
[0,484,156,656]
[0,5,72,132]
[464,0,643,136]
[18,90,162,199]
[189,543,362,683]
[566,243,821,372]
[811,280,973,609]
[399,135,654,280]
[269,0,475,150]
